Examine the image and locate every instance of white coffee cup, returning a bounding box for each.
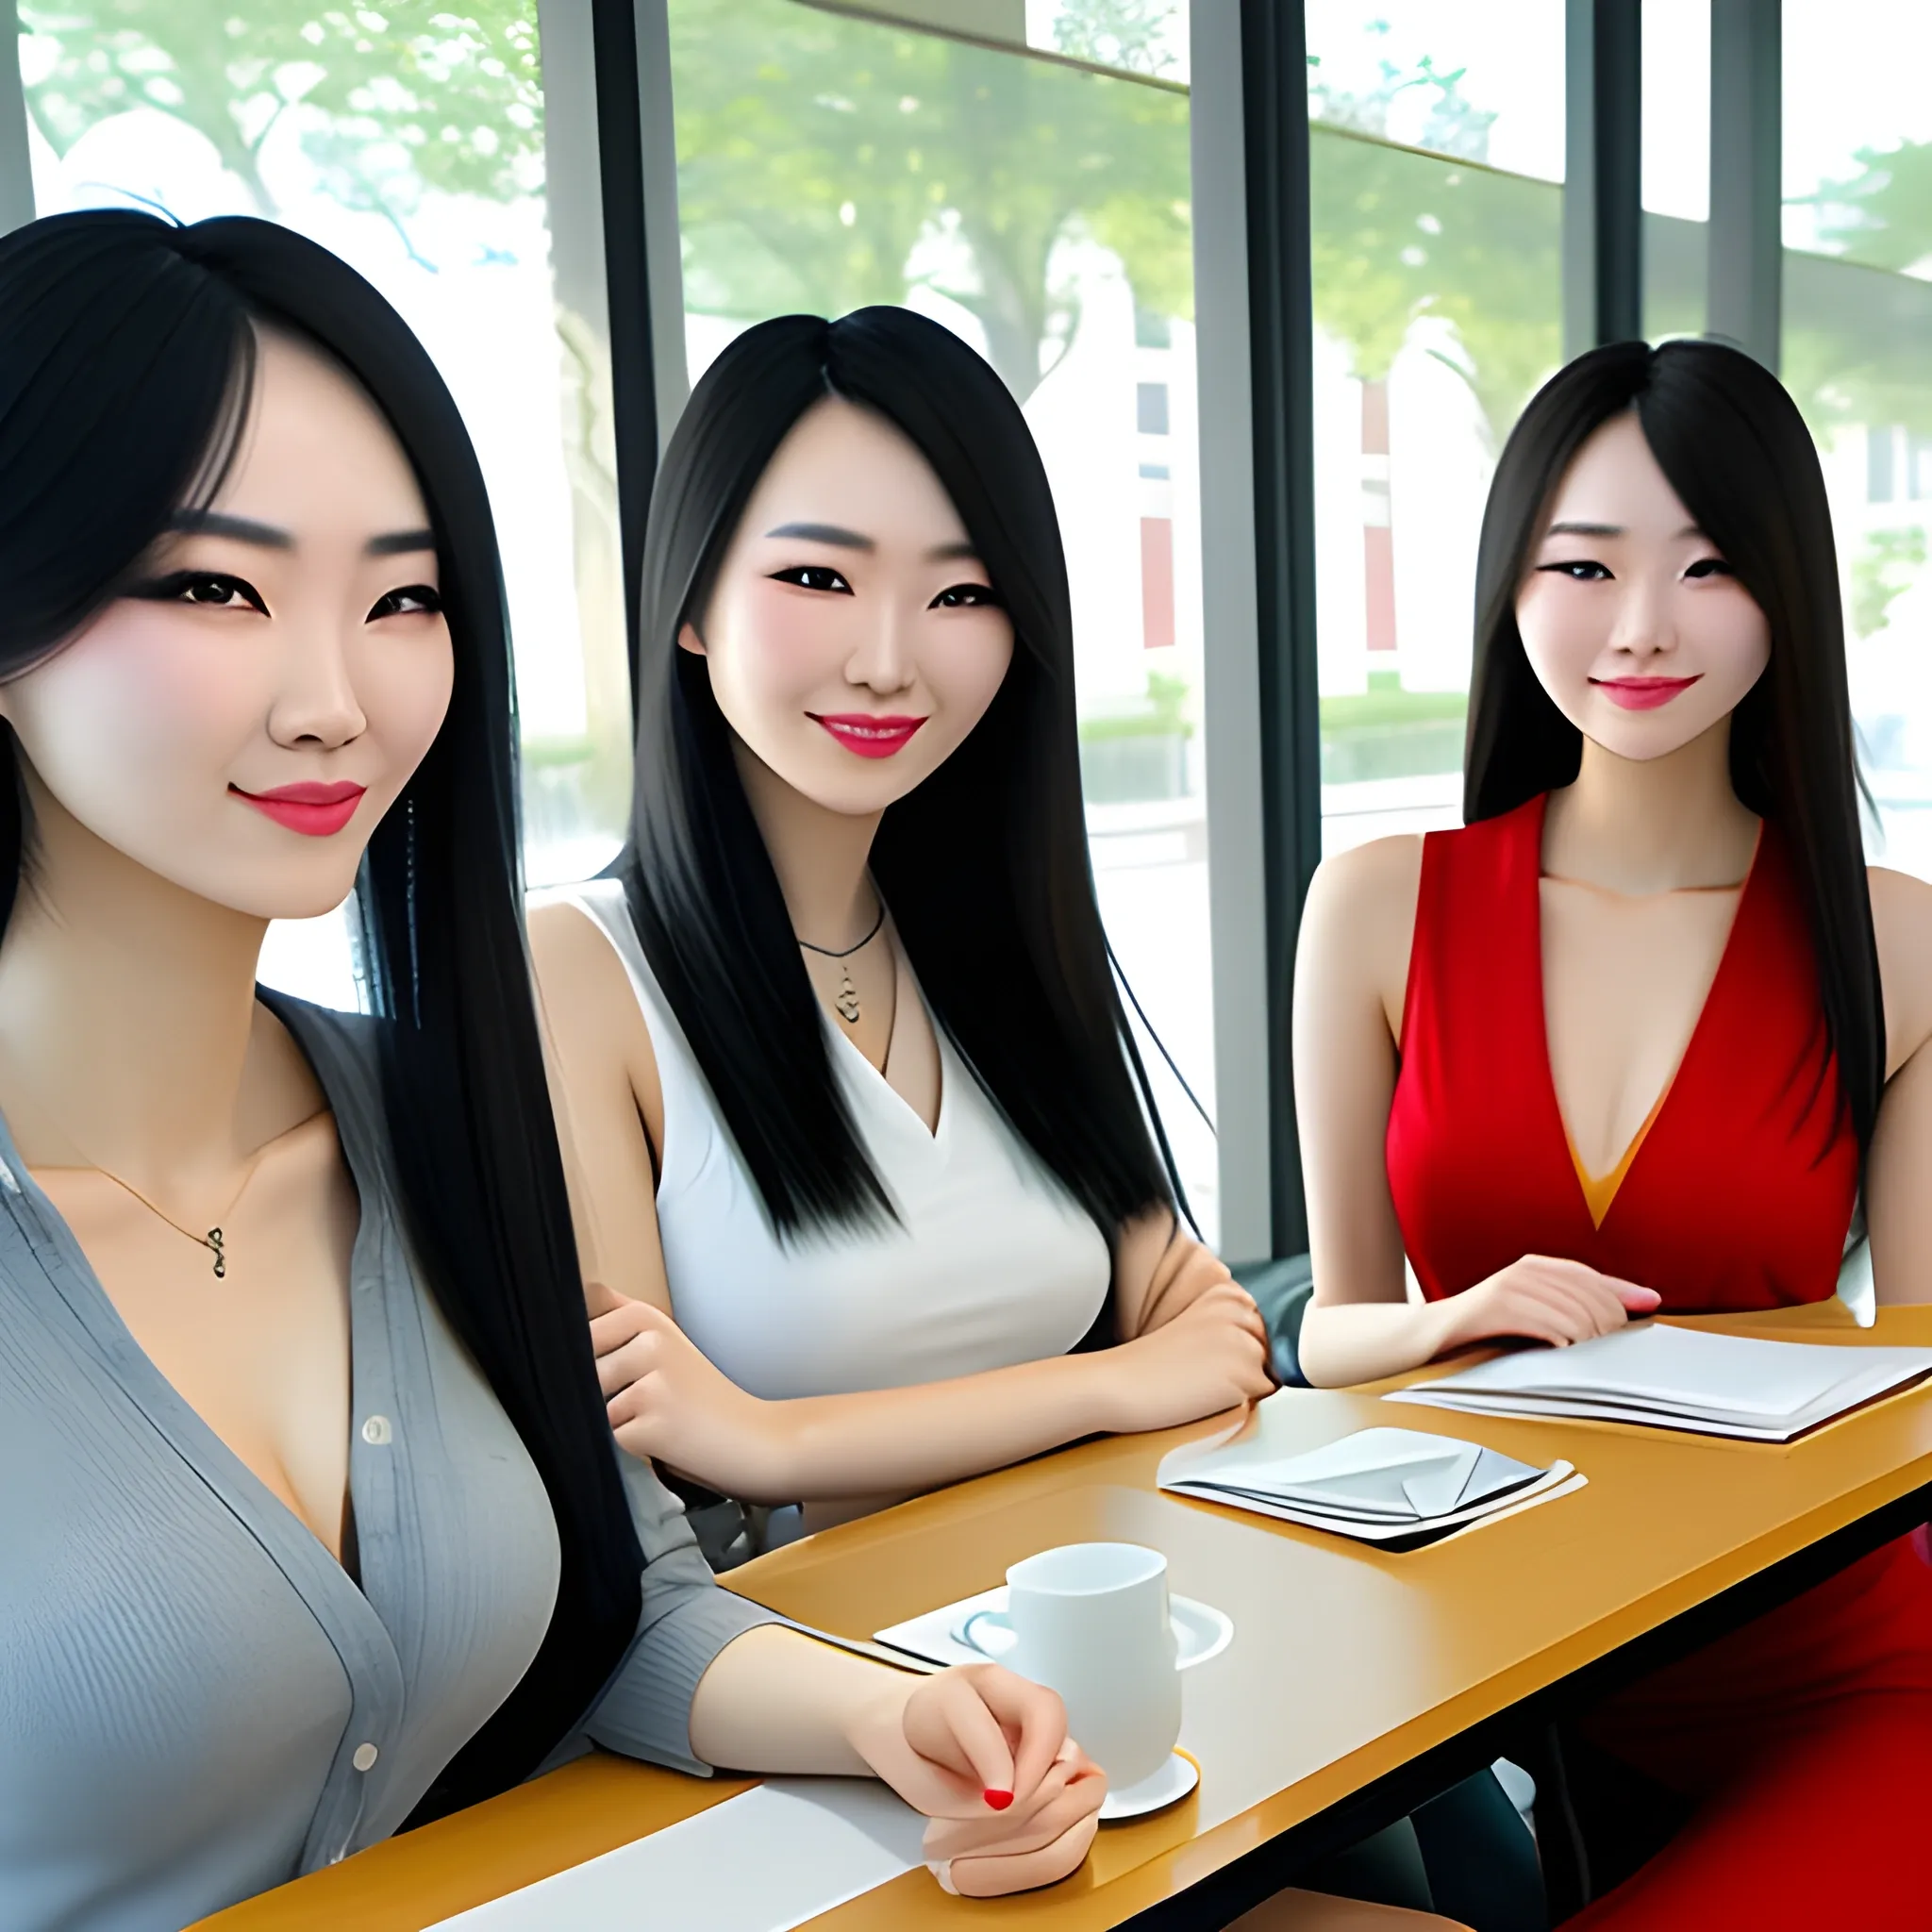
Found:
[957,1541,1232,1791]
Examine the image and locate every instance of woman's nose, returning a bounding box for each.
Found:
[267,625,368,749]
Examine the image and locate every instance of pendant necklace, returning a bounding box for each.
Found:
[7,1066,267,1278]
[85,1160,262,1279]
[798,902,887,1025]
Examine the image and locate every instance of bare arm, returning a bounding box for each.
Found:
[1865,866,1932,1305]
[690,1627,1104,1896]
[531,901,1272,1503]
[1291,838,1460,1385]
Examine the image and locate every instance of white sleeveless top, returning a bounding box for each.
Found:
[544,879,1111,1399]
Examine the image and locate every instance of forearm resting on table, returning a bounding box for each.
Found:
[752,1352,1117,1504]
[689,1624,898,1774]
[1296,1295,1457,1389]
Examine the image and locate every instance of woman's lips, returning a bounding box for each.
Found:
[1591,675,1704,711]
[809,712,928,758]
[230,780,368,837]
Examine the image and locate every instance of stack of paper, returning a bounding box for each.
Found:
[1158,1424,1579,1550]
[1388,1323,1932,1441]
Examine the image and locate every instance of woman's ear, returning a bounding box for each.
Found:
[676,621,708,658]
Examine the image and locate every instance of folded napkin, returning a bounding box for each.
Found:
[1158,1421,1581,1550]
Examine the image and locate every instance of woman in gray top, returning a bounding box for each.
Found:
[0,211,1103,1931]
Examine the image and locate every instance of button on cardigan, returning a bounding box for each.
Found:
[0,994,779,1931]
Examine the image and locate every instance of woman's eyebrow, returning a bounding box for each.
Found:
[166,509,292,549]
[926,540,980,562]
[162,512,435,558]
[366,528,437,557]
[765,520,874,550]
[1544,520,1623,538]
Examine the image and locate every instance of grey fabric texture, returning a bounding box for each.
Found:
[0,994,780,1932]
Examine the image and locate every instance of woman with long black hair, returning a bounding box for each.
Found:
[1291,338,1932,1924]
[0,211,1113,1927]
[532,309,1274,1559]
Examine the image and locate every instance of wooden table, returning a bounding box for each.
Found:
[198,1306,1932,1930]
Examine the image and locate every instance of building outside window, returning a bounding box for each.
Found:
[667,0,1221,1237]
[1782,0,1932,882]
[1305,1,1565,857]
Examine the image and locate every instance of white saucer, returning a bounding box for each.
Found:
[1099,1750,1199,1822]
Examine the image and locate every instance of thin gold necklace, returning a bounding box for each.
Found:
[6,1065,269,1278]
[84,1159,263,1279]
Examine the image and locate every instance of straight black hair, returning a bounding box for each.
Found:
[0,210,641,1814]
[618,308,1174,1254]
[1466,337,1883,1151]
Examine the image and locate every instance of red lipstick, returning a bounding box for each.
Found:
[808,712,928,759]
[1591,675,1703,711]
[230,780,367,837]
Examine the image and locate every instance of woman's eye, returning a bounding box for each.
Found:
[930,581,1003,609]
[367,584,444,621]
[1684,557,1735,580]
[1537,559,1612,583]
[136,569,269,613]
[769,565,853,594]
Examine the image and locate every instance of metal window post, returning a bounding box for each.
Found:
[1190,0,1320,1266]
[1707,0,1781,368]
[1564,0,1643,354]
[1,3,36,232]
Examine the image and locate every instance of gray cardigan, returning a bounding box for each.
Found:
[0,997,779,1932]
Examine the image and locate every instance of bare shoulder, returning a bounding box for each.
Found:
[1869,865,1932,1075]
[1308,830,1425,913]
[526,897,661,1092]
[1300,834,1424,1016]
[1867,864,1932,943]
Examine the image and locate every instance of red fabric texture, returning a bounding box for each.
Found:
[1387,794,1858,1310]
[1384,795,1932,1928]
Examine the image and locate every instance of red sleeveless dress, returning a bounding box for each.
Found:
[1387,796,1932,1931]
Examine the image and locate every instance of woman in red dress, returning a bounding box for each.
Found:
[1291,338,1932,1928]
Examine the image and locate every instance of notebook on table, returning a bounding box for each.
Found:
[1387,1322,1932,1441]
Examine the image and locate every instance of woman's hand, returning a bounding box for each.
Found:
[590,1292,788,1497]
[842,1663,1106,1897]
[1096,1279,1275,1435]
[1436,1255,1659,1353]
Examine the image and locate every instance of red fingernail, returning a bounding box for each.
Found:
[982,1788,1013,1810]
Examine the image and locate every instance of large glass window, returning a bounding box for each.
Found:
[1641,0,1708,342]
[16,0,633,1004]
[1783,0,1932,881]
[1306,3,1564,856]
[667,0,1219,1238]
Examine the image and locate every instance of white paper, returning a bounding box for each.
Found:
[1148,1423,1576,1546]
[1168,1425,1540,1519]
[1387,1324,1932,1441]
[425,1778,924,1931]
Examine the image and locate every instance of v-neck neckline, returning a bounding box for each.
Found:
[1531,797,1764,1229]
[0,1000,386,1607]
[826,946,949,1147]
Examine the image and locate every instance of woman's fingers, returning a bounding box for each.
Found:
[594,1332,659,1400]
[902,1670,1021,1808]
[923,1746,1102,1859]
[958,1665,1070,1807]
[929,1758,1106,1896]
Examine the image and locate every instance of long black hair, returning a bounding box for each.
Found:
[618,308,1174,1249]
[0,210,641,1814]
[1466,337,1884,1151]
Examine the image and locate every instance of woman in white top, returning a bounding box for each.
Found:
[532,308,1274,1556]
